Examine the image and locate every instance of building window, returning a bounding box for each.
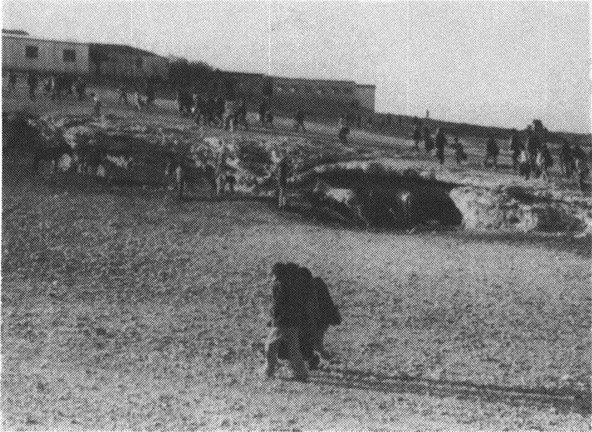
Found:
[290,85,298,93]
[136,57,143,68]
[63,49,76,62]
[317,87,326,95]
[25,45,39,59]
[332,87,340,95]
[344,88,354,95]
[304,85,313,93]
[277,84,285,92]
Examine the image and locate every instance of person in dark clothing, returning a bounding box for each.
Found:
[537,143,553,180]
[27,71,38,100]
[259,99,268,126]
[509,129,524,171]
[7,71,17,94]
[146,81,156,107]
[294,108,306,132]
[118,85,129,105]
[237,98,248,131]
[483,134,500,168]
[559,141,574,178]
[310,275,341,360]
[451,136,467,165]
[263,263,308,381]
[277,155,289,209]
[215,96,226,126]
[526,126,540,171]
[412,122,422,151]
[435,128,447,164]
[338,114,350,144]
[423,126,434,153]
[573,144,589,190]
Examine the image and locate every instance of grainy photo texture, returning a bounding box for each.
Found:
[1,1,591,430]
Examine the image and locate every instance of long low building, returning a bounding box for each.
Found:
[2,32,168,80]
[219,71,376,112]
[2,33,89,75]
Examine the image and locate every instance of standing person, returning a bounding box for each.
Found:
[237,98,249,131]
[559,141,574,178]
[263,263,309,381]
[423,126,434,154]
[91,92,101,117]
[509,129,523,171]
[215,96,226,126]
[27,71,38,100]
[526,126,540,172]
[133,87,144,111]
[412,121,422,151]
[537,142,553,181]
[294,108,306,132]
[483,134,500,168]
[518,148,531,180]
[573,144,589,189]
[259,98,268,127]
[75,77,86,101]
[337,114,349,144]
[451,136,467,165]
[7,71,17,94]
[277,154,289,209]
[145,80,155,108]
[435,127,447,164]
[118,85,129,106]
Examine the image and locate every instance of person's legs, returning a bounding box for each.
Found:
[263,327,281,378]
[284,327,308,380]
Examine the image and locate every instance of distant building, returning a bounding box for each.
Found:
[218,72,376,113]
[88,43,168,80]
[2,33,89,75]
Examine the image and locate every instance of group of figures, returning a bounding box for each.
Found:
[7,71,87,102]
[263,262,341,382]
[411,121,590,189]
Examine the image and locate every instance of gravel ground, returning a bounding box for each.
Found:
[2,149,590,430]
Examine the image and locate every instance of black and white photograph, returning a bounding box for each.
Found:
[1,0,591,429]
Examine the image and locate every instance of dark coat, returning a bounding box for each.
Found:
[312,277,341,326]
[270,279,301,327]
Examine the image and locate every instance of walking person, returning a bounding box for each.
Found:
[573,144,589,190]
[412,121,422,151]
[537,143,553,181]
[294,108,306,132]
[526,126,541,173]
[423,126,434,154]
[509,129,523,171]
[259,98,268,127]
[7,71,17,94]
[451,136,467,166]
[337,114,350,144]
[27,71,38,100]
[277,154,289,209]
[263,263,309,381]
[518,148,531,180]
[559,141,574,178]
[91,92,101,117]
[310,274,341,360]
[483,134,499,168]
[118,85,129,106]
[435,127,447,165]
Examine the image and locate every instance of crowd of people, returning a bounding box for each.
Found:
[263,262,341,381]
[9,70,88,102]
[410,120,590,189]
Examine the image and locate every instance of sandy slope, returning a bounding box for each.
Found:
[2,151,590,429]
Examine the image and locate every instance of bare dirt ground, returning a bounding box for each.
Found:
[2,88,591,430]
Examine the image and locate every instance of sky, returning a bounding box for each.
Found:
[2,0,590,133]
